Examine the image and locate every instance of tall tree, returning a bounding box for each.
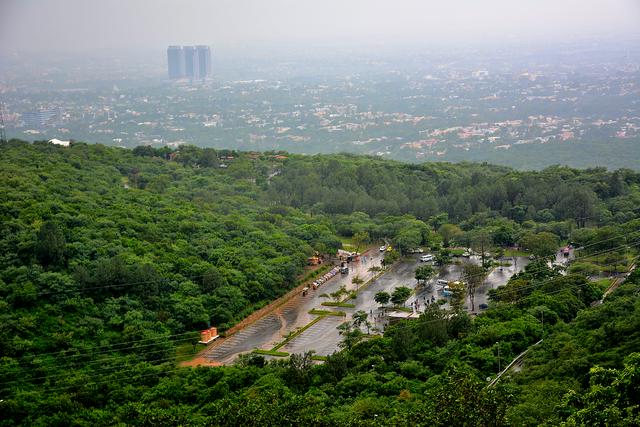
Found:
[462,263,486,312]
[352,310,370,334]
[520,232,559,259]
[448,280,467,312]
[352,231,369,254]
[35,221,66,267]
[374,291,391,307]
[415,265,435,286]
[438,223,463,248]
[391,286,413,307]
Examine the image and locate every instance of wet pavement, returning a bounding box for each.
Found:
[282,255,531,356]
[203,252,533,363]
[202,248,386,364]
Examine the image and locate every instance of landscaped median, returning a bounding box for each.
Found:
[252,311,333,357]
[321,301,356,308]
[309,308,347,316]
[253,349,290,357]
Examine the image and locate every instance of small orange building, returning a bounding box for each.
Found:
[307,256,323,265]
[199,326,219,344]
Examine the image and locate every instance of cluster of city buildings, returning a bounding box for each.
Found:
[2,49,639,167]
[167,45,212,80]
[22,107,63,128]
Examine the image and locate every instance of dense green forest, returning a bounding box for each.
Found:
[1,139,639,425]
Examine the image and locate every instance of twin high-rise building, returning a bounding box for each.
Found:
[167,46,185,79]
[167,45,211,80]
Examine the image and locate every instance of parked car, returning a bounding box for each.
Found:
[479,303,489,310]
[420,254,434,262]
[340,261,349,274]
[379,245,387,252]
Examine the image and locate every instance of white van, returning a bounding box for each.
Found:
[420,254,434,262]
[437,279,449,286]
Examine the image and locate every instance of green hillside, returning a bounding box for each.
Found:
[1,139,639,425]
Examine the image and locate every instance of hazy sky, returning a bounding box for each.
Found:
[1,0,639,52]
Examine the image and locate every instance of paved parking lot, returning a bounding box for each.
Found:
[202,251,531,364]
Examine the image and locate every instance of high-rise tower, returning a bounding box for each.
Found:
[167,46,185,79]
[183,46,199,79]
[196,45,212,79]
[167,45,212,80]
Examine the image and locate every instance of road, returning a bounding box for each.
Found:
[203,252,531,363]
[202,248,385,364]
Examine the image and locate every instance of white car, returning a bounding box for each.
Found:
[420,254,434,262]
[380,245,387,252]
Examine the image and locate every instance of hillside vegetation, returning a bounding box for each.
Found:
[1,139,639,425]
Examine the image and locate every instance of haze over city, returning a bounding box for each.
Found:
[2,0,640,53]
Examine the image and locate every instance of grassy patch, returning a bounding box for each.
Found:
[504,248,529,257]
[449,248,466,256]
[175,342,205,362]
[339,236,357,251]
[311,355,328,361]
[309,309,346,316]
[592,278,613,292]
[568,262,601,276]
[321,301,356,308]
[253,349,290,357]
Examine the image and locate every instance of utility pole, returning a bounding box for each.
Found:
[0,102,7,143]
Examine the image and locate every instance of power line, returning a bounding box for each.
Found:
[4,261,638,401]
[15,331,200,359]
[2,234,638,395]
[5,242,640,388]
[16,238,640,366]
[378,256,638,336]
[33,229,640,298]
[0,345,195,387]
[15,257,638,399]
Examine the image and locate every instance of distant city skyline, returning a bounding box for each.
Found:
[167,45,212,80]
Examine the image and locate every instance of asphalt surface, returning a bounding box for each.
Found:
[203,251,534,363]
[284,254,533,355]
[202,249,385,364]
